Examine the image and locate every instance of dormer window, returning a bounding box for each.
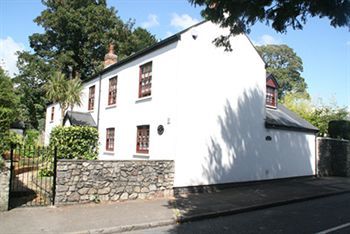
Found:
[266,74,278,108]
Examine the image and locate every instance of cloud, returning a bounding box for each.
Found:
[0,37,25,77]
[346,41,350,46]
[170,13,199,30]
[141,14,159,29]
[253,34,282,46]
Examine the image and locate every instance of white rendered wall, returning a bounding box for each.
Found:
[94,42,179,160]
[44,103,61,145]
[172,22,316,187]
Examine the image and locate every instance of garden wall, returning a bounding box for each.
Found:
[0,161,10,211]
[318,137,350,177]
[55,160,174,205]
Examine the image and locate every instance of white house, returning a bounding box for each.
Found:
[45,21,318,188]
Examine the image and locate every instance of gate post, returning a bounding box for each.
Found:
[0,147,13,211]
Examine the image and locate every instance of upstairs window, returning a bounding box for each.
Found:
[136,125,150,154]
[108,77,117,105]
[106,128,115,151]
[88,85,95,111]
[139,62,152,98]
[266,75,278,108]
[50,106,55,121]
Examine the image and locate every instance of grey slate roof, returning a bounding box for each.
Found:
[265,104,318,133]
[64,111,96,127]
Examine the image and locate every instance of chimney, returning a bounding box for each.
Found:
[104,44,118,68]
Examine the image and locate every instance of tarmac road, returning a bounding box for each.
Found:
[127,193,350,234]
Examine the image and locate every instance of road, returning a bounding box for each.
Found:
[127,193,350,234]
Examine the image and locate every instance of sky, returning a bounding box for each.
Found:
[0,0,349,108]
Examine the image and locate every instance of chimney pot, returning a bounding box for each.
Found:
[104,44,118,68]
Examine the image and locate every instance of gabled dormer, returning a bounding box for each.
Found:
[266,74,278,108]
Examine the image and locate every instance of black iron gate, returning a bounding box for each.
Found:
[9,146,57,209]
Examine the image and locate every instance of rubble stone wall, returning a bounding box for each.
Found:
[55,160,174,205]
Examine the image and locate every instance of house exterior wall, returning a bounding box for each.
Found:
[44,21,317,187]
[44,103,61,145]
[172,22,316,187]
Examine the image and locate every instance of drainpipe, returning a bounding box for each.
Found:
[97,74,102,130]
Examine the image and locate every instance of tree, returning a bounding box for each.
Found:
[44,72,83,125]
[14,52,53,130]
[257,44,308,98]
[30,0,157,80]
[189,0,350,50]
[0,68,19,134]
[282,92,349,136]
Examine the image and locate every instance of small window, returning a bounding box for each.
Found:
[50,106,55,121]
[106,128,115,151]
[266,75,278,108]
[136,125,150,154]
[139,62,152,98]
[266,86,277,107]
[88,85,95,111]
[108,77,117,105]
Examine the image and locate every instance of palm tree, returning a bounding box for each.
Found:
[45,71,83,125]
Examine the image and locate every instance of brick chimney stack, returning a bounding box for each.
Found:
[104,44,118,68]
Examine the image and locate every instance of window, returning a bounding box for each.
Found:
[266,75,278,108]
[108,77,117,105]
[139,62,152,98]
[266,86,277,107]
[50,106,55,121]
[106,128,115,151]
[136,125,150,154]
[88,85,95,111]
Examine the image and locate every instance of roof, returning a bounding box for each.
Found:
[64,111,96,127]
[265,104,318,133]
[84,21,208,83]
[10,121,25,130]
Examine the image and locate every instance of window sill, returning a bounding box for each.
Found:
[103,151,115,155]
[135,96,152,103]
[88,109,95,113]
[105,104,117,110]
[266,104,277,109]
[133,153,149,159]
[50,120,54,123]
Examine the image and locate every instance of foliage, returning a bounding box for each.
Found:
[257,44,308,99]
[14,52,53,130]
[0,68,19,134]
[24,129,40,147]
[328,120,350,140]
[30,0,157,80]
[49,126,99,160]
[282,93,349,136]
[39,167,54,177]
[44,71,83,125]
[189,0,350,50]
[0,131,24,158]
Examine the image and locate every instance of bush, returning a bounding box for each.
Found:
[24,129,40,146]
[49,126,98,160]
[328,120,350,140]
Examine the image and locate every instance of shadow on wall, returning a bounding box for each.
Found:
[166,88,314,233]
[202,88,313,184]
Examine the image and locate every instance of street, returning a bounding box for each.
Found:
[127,193,350,234]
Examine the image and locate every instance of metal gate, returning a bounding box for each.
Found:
[9,146,57,209]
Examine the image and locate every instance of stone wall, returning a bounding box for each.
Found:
[55,160,174,205]
[0,161,11,211]
[318,138,350,177]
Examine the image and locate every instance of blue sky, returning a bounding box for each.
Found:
[0,0,349,108]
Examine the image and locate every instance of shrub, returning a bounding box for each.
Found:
[24,129,40,146]
[49,126,98,160]
[328,120,350,140]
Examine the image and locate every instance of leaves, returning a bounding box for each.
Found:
[189,0,350,50]
[256,44,308,99]
[50,126,99,160]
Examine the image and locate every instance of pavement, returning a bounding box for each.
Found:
[1,176,350,234]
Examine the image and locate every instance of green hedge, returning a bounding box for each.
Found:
[328,120,350,140]
[49,126,98,160]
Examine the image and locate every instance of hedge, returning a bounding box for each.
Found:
[49,126,98,160]
[328,120,350,140]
